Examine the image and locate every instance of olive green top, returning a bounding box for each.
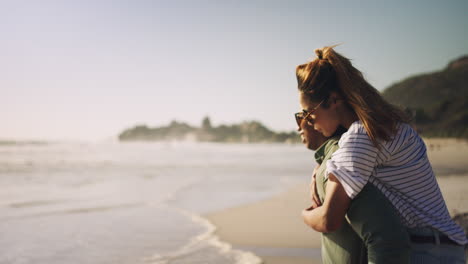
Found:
[314,136,340,204]
[312,137,410,264]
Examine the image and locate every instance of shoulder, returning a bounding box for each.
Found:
[316,137,341,163]
[385,122,424,154]
[338,121,374,148]
[324,137,340,157]
[394,122,418,140]
[347,120,367,134]
[341,121,368,139]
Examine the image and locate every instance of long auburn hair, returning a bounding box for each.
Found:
[296,46,410,146]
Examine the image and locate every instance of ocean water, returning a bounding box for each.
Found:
[0,141,315,264]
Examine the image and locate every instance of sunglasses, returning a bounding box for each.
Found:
[294,99,325,127]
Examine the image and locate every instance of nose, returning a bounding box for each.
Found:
[313,123,320,132]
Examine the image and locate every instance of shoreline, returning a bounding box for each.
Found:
[204,138,468,264]
[204,184,322,264]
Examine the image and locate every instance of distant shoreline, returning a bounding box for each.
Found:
[0,140,50,146]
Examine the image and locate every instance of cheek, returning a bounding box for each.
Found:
[314,113,339,136]
[302,127,312,138]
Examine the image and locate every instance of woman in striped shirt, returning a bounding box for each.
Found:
[298,46,467,263]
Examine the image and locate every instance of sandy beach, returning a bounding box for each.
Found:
[205,138,468,264]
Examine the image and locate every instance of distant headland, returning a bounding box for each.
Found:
[118,117,300,143]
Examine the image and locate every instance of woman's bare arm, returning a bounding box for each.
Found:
[302,173,351,233]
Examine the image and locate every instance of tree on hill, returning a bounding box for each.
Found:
[201,116,212,130]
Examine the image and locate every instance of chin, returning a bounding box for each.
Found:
[306,142,316,151]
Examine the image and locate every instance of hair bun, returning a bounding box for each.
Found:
[314,48,323,60]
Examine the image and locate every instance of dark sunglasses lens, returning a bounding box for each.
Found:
[294,113,303,126]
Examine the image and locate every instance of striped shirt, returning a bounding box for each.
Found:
[326,120,468,245]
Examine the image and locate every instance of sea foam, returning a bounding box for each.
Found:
[143,207,262,264]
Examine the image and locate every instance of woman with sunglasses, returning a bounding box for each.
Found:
[296,114,412,264]
[296,46,467,263]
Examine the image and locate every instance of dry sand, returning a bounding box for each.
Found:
[206,184,321,263]
[205,138,468,264]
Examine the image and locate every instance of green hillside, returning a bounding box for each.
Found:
[382,56,468,138]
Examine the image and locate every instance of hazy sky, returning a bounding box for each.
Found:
[2,0,467,141]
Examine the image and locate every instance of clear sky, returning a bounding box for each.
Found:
[2,0,467,141]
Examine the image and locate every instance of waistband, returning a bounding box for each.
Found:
[407,227,460,246]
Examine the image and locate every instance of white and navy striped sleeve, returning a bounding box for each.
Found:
[326,125,378,199]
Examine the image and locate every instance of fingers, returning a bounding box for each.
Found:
[313,181,322,206]
[310,201,319,209]
[310,190,321,208]
[312,193,322,208]
[313,164,320,175]
[309,179,322,209]
[309,164,322,209]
